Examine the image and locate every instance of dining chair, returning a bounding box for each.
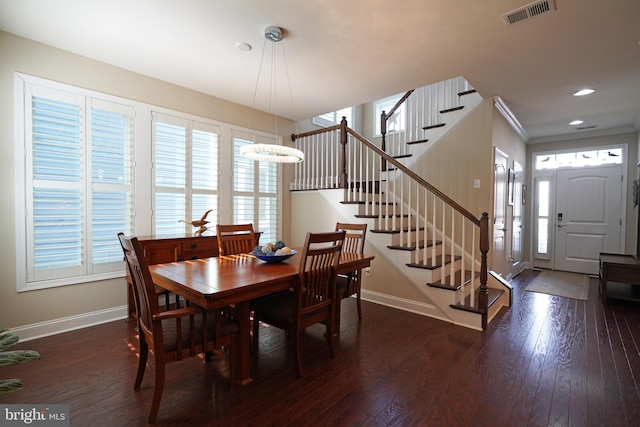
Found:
[335,222,367,328]
[252,230,345,378]
[216,223,257,256]
[118,233,238,424]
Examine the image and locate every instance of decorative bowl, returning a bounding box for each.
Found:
[253,249,297,263]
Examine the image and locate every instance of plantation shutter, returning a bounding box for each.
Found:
[153,112,219,235]
[232,132,280,244]
[26,84,133,282]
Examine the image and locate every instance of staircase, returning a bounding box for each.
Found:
[291,77,511,331]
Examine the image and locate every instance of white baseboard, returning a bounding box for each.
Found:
[359,289,451,324]
[9,305,129,342]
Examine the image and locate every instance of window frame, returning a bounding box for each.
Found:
[14,73,285,292]
[373,93,406,137]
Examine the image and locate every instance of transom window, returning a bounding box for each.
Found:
[535,148,623,170]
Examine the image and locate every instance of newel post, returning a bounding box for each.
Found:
[339,116,348,188]
[479,212,489,329]
[380,110,387,171]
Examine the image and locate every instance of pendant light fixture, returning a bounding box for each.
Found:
[240,26,304,163]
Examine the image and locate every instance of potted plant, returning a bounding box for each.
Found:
[0,326,41,394]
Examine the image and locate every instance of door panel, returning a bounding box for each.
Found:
[493,149,508,276]
[554,166,622,274]
[511,161,523,276]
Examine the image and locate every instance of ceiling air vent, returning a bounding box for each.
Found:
[502,0,556,25]
[576,125,597,131]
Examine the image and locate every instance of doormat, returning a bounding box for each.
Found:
[525,269,590,300]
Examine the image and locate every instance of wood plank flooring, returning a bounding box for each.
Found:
[2,269,640,426]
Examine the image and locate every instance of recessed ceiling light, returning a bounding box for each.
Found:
[573,89,595,96]
[235,42,252,52]
[569,120,584,125]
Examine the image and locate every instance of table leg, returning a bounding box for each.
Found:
[235,301,253,385]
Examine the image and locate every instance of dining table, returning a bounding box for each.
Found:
[148,250,374,385]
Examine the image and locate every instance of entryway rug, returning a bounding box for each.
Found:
[525,269,590,300]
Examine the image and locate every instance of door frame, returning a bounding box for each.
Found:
[530,145,628,272]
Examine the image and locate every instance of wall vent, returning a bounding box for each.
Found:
[502,0,556,25]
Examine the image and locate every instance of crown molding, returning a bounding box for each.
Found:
[493,96,529,142]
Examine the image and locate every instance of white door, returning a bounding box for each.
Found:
[511,161,524,276]
[554,165,623,274]
[492,149,508,276]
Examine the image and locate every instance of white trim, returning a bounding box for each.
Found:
[359,289,449,322]
[493,96,529,142]
[8,306,129,343]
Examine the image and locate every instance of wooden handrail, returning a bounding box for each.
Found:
[344,124,481,226]
[291,124,340,142]
[291,118,491,322]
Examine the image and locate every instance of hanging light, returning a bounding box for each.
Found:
[242,26,304,164]
[240,143,303,163]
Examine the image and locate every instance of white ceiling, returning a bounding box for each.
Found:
[1,0,639,142]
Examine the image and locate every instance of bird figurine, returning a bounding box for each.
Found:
[179,209,213,237]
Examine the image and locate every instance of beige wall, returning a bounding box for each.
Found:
[0,31,295,329]
[290,191,429,302]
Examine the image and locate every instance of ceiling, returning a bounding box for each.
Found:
[1,0,639,142]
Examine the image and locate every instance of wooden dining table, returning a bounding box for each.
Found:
[149,250,374,385]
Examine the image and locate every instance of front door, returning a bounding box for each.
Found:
[554,165,623,274]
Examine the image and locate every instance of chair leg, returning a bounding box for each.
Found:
[252,315,259,358]
[294,328,303,379]
[356,289,363,320]
[134,338,148,390]
[149,358,165,424]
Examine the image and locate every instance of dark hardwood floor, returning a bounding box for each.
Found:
[2,269,640,426]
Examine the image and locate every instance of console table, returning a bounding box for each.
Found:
[125,233,261,319]
[599,253,640,302]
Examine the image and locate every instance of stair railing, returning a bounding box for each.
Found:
[380,76,474,160]
[291,118,490,324]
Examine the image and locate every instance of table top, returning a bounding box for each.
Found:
[600,252,640,266]
[149,251,374,309]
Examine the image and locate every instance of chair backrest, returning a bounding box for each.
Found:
[335,222,367,254]
[216,223,257,256]
[296,230,345,317]
[118,233,160,337]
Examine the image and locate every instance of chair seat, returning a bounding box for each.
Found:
[252,291,295,324]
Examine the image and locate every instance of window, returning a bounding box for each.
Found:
[17,76,134,289]
[15,73,284,291]
[312,107,353,128]
[153,113,219,235]
[233,131,280,244]
[535,148,623,170]
[374,94,406,136]
[534,178,551,259]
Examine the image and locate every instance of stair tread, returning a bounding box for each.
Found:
[450,288,504,314]
[423,123,446,130]
[427,270,478,291]
[458,89,477,96]
[387,240,442,251]
[406,255,461,269]
[407,138,429,145]
[371,227,425,234]
[440,106,464,114]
